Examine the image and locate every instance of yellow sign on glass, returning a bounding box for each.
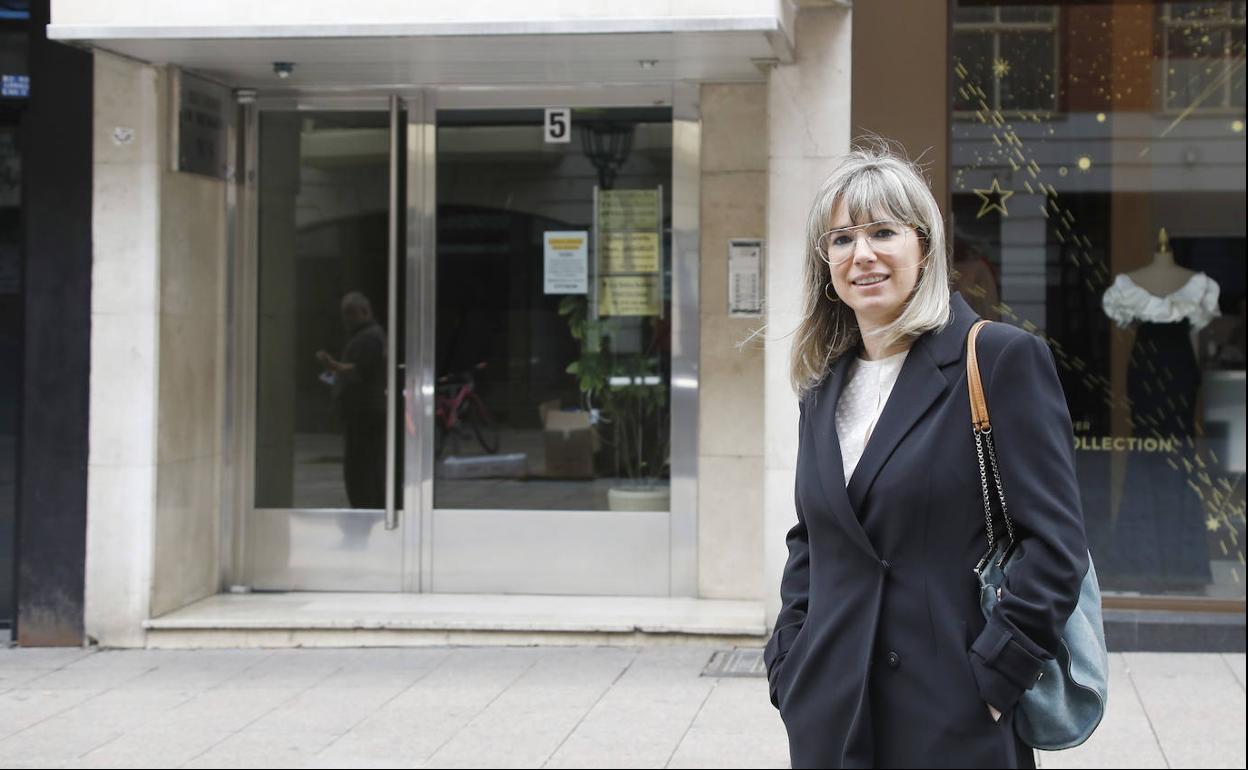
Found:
[598,190,659,231]
[602,232,660,273]
[599,275,660,317]
[596,187,661,317]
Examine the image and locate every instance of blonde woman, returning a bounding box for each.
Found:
[764,143,1089,768]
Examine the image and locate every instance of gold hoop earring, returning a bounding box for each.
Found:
[824,282,839,303]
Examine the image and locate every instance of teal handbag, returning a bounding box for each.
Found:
[967,320,1109,751]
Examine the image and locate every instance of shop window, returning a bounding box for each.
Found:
[1163,2,1247,110]
[954,5,1060,114]
[951,1,1247,602]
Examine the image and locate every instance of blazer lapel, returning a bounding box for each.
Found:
[845,292,980,514]
[809,355,880,562]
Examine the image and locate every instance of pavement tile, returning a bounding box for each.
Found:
[0,649,93,671]
[421,647,634,768]
[665,678,789,769]
[0,688,102,741]
[0,720,123,766]
[181,729,338,769]
[0,647,1240,769]
[1124,652,1246,769]
[76,728,234,769]
[137,687,305,734]
[245,685,409,736]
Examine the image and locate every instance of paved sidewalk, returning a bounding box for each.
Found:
[0,646,1243,768]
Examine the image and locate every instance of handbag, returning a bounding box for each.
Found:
[966,320,1109,751]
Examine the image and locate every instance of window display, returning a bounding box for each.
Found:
[951,1,1246,599]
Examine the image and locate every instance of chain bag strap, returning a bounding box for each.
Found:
[965,320,1109,751]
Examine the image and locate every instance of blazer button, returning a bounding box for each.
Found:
[886,651,901,669]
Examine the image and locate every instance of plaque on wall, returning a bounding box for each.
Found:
[728,238,764,316]
[172,70,232,180]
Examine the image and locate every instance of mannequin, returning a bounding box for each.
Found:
[1124,229,1196,297]
[1101,228,1221,593]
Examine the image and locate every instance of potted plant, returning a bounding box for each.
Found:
[559,295,670,511]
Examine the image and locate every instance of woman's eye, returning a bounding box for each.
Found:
[874,229,897,239]
[832,235,853,247]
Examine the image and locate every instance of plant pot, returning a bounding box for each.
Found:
[607,485,670,512]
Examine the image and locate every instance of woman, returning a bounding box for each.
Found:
[764,143,1089,769]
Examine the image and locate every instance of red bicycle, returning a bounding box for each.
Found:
[434,361,500,458]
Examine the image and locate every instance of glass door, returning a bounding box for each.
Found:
[244,98,410,591]
[425,104,679,595]
[238,89,696,597]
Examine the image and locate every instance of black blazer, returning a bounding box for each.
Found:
[764,293,1089,769]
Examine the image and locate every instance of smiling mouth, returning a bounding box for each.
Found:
[852,274,889,286]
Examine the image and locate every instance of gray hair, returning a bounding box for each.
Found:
[790,138,952,397]
[340,291,373,316]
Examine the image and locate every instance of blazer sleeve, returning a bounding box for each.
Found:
[763,397,811,709]
[968,330,1091,713]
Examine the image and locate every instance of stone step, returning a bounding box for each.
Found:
[139,592,768,649]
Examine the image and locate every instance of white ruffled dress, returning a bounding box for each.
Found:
[1101,272,1221,331]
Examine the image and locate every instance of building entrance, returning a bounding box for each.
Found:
[239,89,698,596]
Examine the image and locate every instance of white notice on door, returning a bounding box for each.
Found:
[728,238,764,316]
[544,231,589,294]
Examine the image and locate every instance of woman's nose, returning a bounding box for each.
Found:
[852,233,876,263]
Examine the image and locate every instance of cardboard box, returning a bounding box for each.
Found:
[540,399,601,450]
[542,404,596,478]
[538,399,561,426]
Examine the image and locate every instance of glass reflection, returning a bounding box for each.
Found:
[434,108,674,511]
[951,1,1246,598]
[254,111,396,512]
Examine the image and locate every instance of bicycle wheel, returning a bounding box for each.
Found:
[466,393,501,454]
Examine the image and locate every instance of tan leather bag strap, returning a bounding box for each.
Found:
[967,318,1017,575]
[967,319,992,432]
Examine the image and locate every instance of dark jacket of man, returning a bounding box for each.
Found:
[334,320,387,420]
[335,319,387,509]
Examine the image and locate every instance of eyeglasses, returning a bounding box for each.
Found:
[817,220,915,265]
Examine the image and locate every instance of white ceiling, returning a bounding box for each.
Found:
[52,27,786,91]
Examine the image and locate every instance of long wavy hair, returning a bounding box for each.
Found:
[790,140,952,398]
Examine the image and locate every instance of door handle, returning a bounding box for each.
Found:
[385,95,400,532]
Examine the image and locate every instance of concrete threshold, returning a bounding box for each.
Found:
[140,592,768,649]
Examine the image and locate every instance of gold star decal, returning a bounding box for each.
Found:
[992,58,1011,78]
[1206,516,1221,532]
[973,178,1015,218]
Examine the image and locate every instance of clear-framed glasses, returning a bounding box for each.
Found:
[817,219,914,265]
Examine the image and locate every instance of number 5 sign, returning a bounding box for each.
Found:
[544,108,571,143]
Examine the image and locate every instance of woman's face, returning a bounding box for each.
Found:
[823,202,925,328]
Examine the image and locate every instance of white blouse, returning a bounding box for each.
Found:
[835,349,909,486]
[1101,272,1221,332]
